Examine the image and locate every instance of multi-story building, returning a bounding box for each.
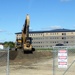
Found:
[15,29,75,49]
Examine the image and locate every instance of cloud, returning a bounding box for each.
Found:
[73,25,75,28]
[0,39,6,42]
[41,25,62,30]
[6,32,14,35]
[0,29,14,35]
[60,0,72,2]
[0,29,6,32]
[50,25,62,29]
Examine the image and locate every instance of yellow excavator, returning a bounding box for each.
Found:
[15,14,35,53]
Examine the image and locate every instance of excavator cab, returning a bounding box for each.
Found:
[22,37,34,53]
[26,37,32,44]
[25,37,32,47]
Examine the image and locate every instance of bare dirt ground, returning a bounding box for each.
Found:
[0,50,75,75]
[9,50,53,75]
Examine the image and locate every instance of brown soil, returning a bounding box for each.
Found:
[9,50,52,65]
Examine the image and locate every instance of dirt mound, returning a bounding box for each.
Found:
[9,50,18,60]
[0,51,7,66]
[9,50,52,65]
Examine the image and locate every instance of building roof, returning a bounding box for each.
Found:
[15,29,75,34]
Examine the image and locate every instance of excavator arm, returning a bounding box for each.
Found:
[21,14,34,53]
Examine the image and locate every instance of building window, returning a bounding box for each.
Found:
[71,32,73,34]
[50,33,52,35]
[46,33,48,35]
[71,37,73,38]
[57,33,58,35]
[55,41,56,43]
[64,41,68,43]
[62,33,66,35]
[66,41,68,43]
[62,37,66,39]
[57,37,58,39]
[52,33,54,35]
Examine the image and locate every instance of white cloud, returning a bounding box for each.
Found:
[60,0,72,2]
[50,25,62,29]
[0,29,6,32]
[41,26,52,30]
[41,25,62,30]
[6,32,14,35]
[0,39,6,42]
[73,25,75,28]
[0,29,14,35]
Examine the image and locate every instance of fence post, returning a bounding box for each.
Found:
[53,46,55,75]
[6,47,9,75]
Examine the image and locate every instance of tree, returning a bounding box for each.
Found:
[4,41,15,48]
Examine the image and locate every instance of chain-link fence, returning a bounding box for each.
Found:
[53,46,75,75]
[1,46,75,75]
[0,47,9,75]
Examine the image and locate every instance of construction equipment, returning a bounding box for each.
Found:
[15,14,35,53]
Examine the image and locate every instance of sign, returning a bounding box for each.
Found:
[58,49,68,68]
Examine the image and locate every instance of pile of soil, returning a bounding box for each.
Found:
[9,50,52,65]
[0,51,7,66]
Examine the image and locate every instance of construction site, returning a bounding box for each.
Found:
[0,47,75,75]
[0,14,53,75]
[0,0,75,74]
[0,14,74,75]
[0,14,75,75]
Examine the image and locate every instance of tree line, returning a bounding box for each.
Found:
[4,41,15,48]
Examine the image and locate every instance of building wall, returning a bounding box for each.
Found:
[16,31,75,49]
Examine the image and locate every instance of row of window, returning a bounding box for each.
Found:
[16,32,74,37]
[30,33,60,36]
[16,37,75,40]
[33,37,75,40]
[30,33,59,36]
[33,46,52,48]
[30,33,43,36]
[32,41,70,44]
[30,32,74,36]
[33,37,59,39]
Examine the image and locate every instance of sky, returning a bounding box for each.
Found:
[0,0,75,42]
